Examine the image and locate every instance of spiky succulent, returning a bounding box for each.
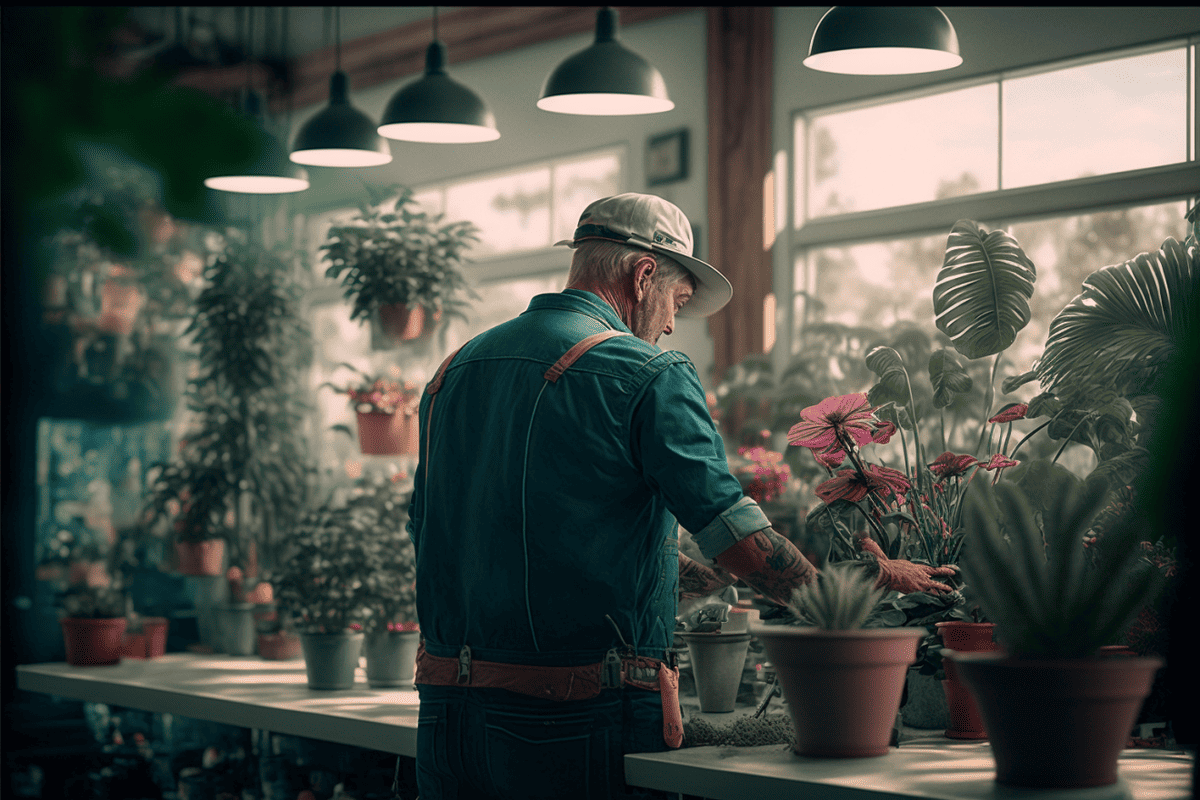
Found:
[786,562,886,630]
[959,466,1163,658]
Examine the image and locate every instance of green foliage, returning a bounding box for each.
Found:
[143,231,315,566]
[270,499,416,635]
[958,462,1164,658]
[320,185,481,325]
[57,585,127,619]
[785,562,886,630]
[933,220,1037,361]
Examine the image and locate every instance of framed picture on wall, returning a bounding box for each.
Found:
[646,129,689,186]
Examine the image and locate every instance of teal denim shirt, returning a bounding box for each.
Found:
[406,289,770,667]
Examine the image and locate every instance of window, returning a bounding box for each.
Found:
[788,41,1198,366]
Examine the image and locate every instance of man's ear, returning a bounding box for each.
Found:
[632,255,658,302]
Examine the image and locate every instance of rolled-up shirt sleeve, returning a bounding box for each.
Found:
[629,354,772,560]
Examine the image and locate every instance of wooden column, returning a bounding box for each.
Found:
[706,7,774,385]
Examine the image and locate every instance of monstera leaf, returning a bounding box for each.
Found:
[1035,237,1197,402]
[933,220,1037,360]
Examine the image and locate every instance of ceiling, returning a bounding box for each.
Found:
[121,7,463,64]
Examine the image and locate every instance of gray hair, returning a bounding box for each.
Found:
[567,239,696,293]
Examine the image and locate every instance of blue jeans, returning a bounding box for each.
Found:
[416,684,671,800]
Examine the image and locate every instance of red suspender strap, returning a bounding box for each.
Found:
[424,345,464,465]
[543,330,633,383]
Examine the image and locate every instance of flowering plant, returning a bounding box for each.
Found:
[789,392,1028,569]
[730,445,792,504]
[322,362,418,415]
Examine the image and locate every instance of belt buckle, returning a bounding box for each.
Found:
[602,649,623,689]
[457,646,472,684]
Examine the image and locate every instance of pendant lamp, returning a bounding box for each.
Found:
[206,9,309,193]
[378,7,499,143]
[290,8,391,167]
[537,7,672,116]
[803,7,962,76]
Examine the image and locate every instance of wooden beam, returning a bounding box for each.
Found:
[272,6,694,114]
[706,7,774,388]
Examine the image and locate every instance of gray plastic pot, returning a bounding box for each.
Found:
[364,629,421,688]
[300,631,365,690]
[679,631,752,713]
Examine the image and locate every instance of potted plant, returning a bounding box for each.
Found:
[751,563,925,758]
[269,503,386,689]
[949,462,1166,788]
[121,610,170,660]
[218,566,257,657]
[143,229,316,583]
[320,184,480,346]
[244,581,301,661]
[344,475,420,688]
[322,363,421,456]
[57,583,129,667]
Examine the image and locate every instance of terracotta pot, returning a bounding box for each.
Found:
[751,625,924,758]
[356,411,406,455]
[936,621,1000,740]
[97,280,144,335]
[258,631,303,661]
[378,303,441,342]
[121,617,169,659]
[61,617,127,666]
[947,651,1163,788]
[175,539,226,577]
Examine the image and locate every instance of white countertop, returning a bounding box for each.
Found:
[625,736,1195,800]
[18,656,1194,800]
[16,654,419,757]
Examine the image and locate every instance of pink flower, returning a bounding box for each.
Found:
[788,393,877,453]
[928,451,980,479]
[871,420,897,445]
[814,447,846,469]
[815,464,911,504]
[989,404,1029,424]
[982,454,1019,471]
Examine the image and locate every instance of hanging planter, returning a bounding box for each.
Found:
[324,364,421,456]
[936,621,1000,739]
[378,303,443,343]
[174,539,226,577]
[61,617,127,667]
[355,410,406,456]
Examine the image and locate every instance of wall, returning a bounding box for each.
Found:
[284,9,716,381]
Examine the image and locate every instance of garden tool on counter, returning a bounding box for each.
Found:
[677,585,739,632]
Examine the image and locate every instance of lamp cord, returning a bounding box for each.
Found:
[335,6,342,71]
[433,6,439,42]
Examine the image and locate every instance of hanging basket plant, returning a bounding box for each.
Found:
[322,363,421,456]
[320,184,481,348]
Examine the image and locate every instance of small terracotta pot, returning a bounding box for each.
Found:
[121,617,169,659]
[752,625,924,758]
[948,651,1163,788]
[936,621,1000,740]
[62,617,127,666]
[356,411,405,455]
[175,539,226,576]
[258,631,303,661]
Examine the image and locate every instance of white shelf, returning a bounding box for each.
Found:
[17,656,1195,800]
[16,654,419,757]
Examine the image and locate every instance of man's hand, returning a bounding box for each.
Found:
[858,535,957,594]
[678,552,738,600]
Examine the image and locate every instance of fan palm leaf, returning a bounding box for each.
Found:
[1035,237,1197,401]
[933,220,1037,360]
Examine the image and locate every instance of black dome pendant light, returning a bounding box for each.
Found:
[290,7,392,167]
[377,7,499,144]
[803,7,962,75]
[205,7,309,194]
[537,7,673,116]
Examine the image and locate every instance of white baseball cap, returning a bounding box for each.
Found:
[554,193,733,317]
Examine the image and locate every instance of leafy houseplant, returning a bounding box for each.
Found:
[948,462,1166,788]
[320,185,481,345]
[143,230,315,575]
[751,565,925,757]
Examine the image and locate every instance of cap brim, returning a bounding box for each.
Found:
[554,239,732,318]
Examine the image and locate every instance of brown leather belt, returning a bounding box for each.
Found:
[415,642,683,748]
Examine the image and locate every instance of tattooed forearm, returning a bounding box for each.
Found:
[713,527,819,607]
[678,553,738,600]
